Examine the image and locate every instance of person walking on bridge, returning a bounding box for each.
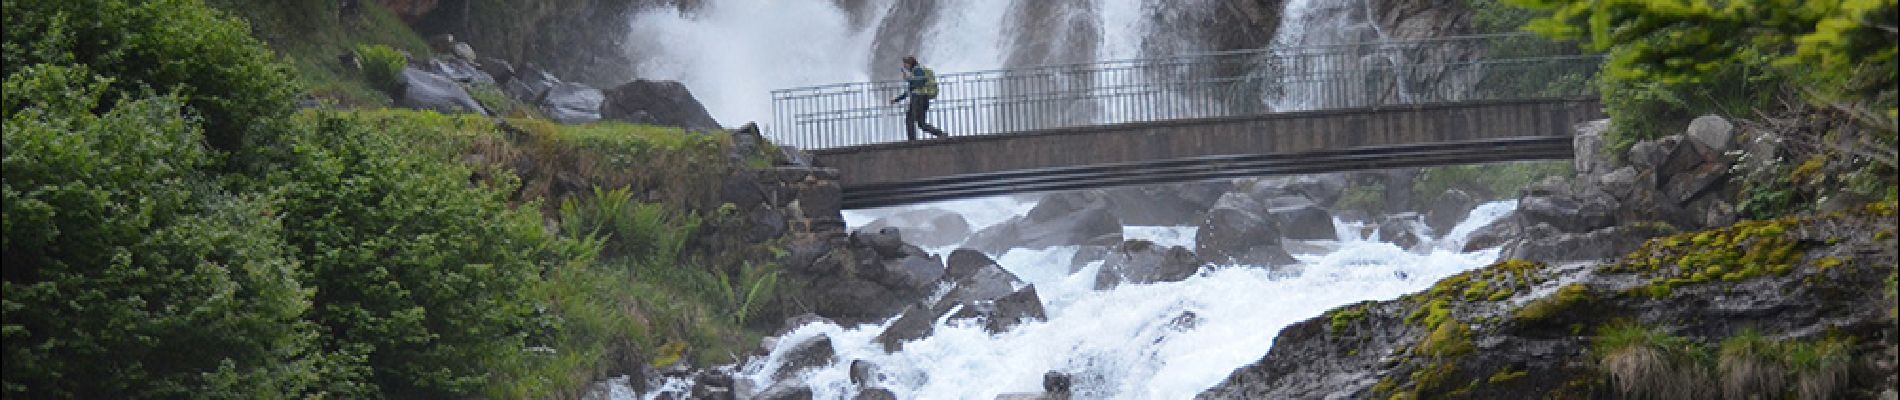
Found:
[890,56,949,141]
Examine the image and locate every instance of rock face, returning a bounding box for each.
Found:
[1201,207,1898,399]
[395,67,487,115]
[1195,193,1296,266]
[602,79,724,132]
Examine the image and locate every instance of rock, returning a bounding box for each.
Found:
[478,57,515,84]
[1661,160,1728,205]
[1626,136,1678,170]
[939,262,1022,306]
[1460,214,1518,252]
[504,65,559,104]
[1572,119,1612,175]
[450,42,477,62]
[1095,240,1203,289]
[428,57,495,85]
[394,67,487,115]
[808,277,911,322]
[1195,193,1296,266]
[944,249,1000,282]
[1516,187,1616,233]
[540,82,604,124]
[1376,213,1425,251]
[1596,166,1641,200]
[1655,135,1723,190]
[854,388,898,400]
[1286,173,1350,207]
[874,255,945,291]
[1044,371,1073,395]
[779,145,814,167]
[690,370,737,400]
[984,285,1048,333]
[1505,223,1671,262]
[860,227,907,259]
[773,335,836,379]
[874,304,935,352]
[1099,182,1231,225]
[601,79,723,132]
[966,194,1123,254]
[778,313,833,336]
[849,359,879,385]
[1424,189,1478,236]
[1685,115,1734,153]
[754,382,814,400]
[861,209,972,248]
[1268,199,1336,241]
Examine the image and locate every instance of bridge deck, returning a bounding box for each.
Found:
[814,98,1600,209]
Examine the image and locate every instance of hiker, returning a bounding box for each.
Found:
[890,56,949,141]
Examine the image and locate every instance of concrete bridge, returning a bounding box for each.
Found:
[767,34,1604,209]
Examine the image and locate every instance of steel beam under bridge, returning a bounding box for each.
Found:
[814,98,1602,209]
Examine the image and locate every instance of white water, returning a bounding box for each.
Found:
[719,198,1511,399]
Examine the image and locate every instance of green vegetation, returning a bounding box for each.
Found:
[1512,283,1592,323]
[2,1,770,397]
[1503,0,1897,213]
[206,0,431,106]
[1412,161,1572,203]
[1328,304,1370,334]
[354,44,409,96]
[1594,322,1708,400]
[1335,182,1388,214]
[1591,322,1861,400]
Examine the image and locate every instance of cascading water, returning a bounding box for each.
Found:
[615,1,1511,398]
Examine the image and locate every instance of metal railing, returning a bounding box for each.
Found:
[770,33,1603,149]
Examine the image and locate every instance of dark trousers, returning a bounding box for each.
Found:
[905,95,948,140]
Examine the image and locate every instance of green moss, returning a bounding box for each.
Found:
[1488,370,1529,384]
[1418,321,1476,358]
[1330,304,1370,334]
[1514,284,1592,323]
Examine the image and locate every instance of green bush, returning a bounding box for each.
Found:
[560,186,701,262]
[354,44,408,96]
[270,112,570,397]
[2,65,322,398]
[2,0,298,153]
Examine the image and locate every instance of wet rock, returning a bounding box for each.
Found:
[1424,189,1478,236]
[874,255,945,291]
[861,209,972,248]
[394,67,486,115]
[1505,223,1671,262]
[849,359,880,385]
[982,286,1048,333]
[853,388,898,400]
[1268,199,1336,241]
[540,82,604,124]
[777,313,833,336]
[1044,371,1074,395]
[504,64,559,104]
[1195,193,1296,266]
[1516,186,1616,233]
[428,57,495,85]
[1460,214,1519,252]
[1099,182,1231,225]
[874,304,936,352]
[851,360,877,384]
[478,57,515,84]
[1286,173,1350,207]
[966,192,1123,254]
[1375,213,1425,251]
[602,79,724,132]
[690,370,737,400]
[773,335,836,379]
[754,382,814,400]
[939,262,1023,306]
[1095,240,1203,289]
[944,249,1000,282]
[808,277,911,323]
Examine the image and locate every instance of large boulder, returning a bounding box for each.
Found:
[505,64,560,104]
[602,79,723,132]
[937,261,1022,307]
[1423,189,1478,236]
[1095,240,1203,289]
[395,67,486,115]
[872,255,945,291]
[1516,184,1617,233]
[540,82,604,124]
[860,208,973,248]
[966,193,1122,254]
[1459,214,1519,252]
[947,285,1048,334]
[1375,213,1425,251]
[1099,182,1231,225]
[1195,193,1296,266]
[944,249,1001,282]
[874,304,936,352]
[1285,173,1350,207]
[428,57,495,86]
[1504,224,1676,264]
[806,277,912,323]
[772,335,837,379]
[1267,199,1336,241]
[1685,115,1735,153]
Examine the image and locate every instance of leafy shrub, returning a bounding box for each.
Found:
[270,112,569,397]
[2,65,321,398]
[354,44,408,96]
[559,186,701,262]
[2,0,298,152]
